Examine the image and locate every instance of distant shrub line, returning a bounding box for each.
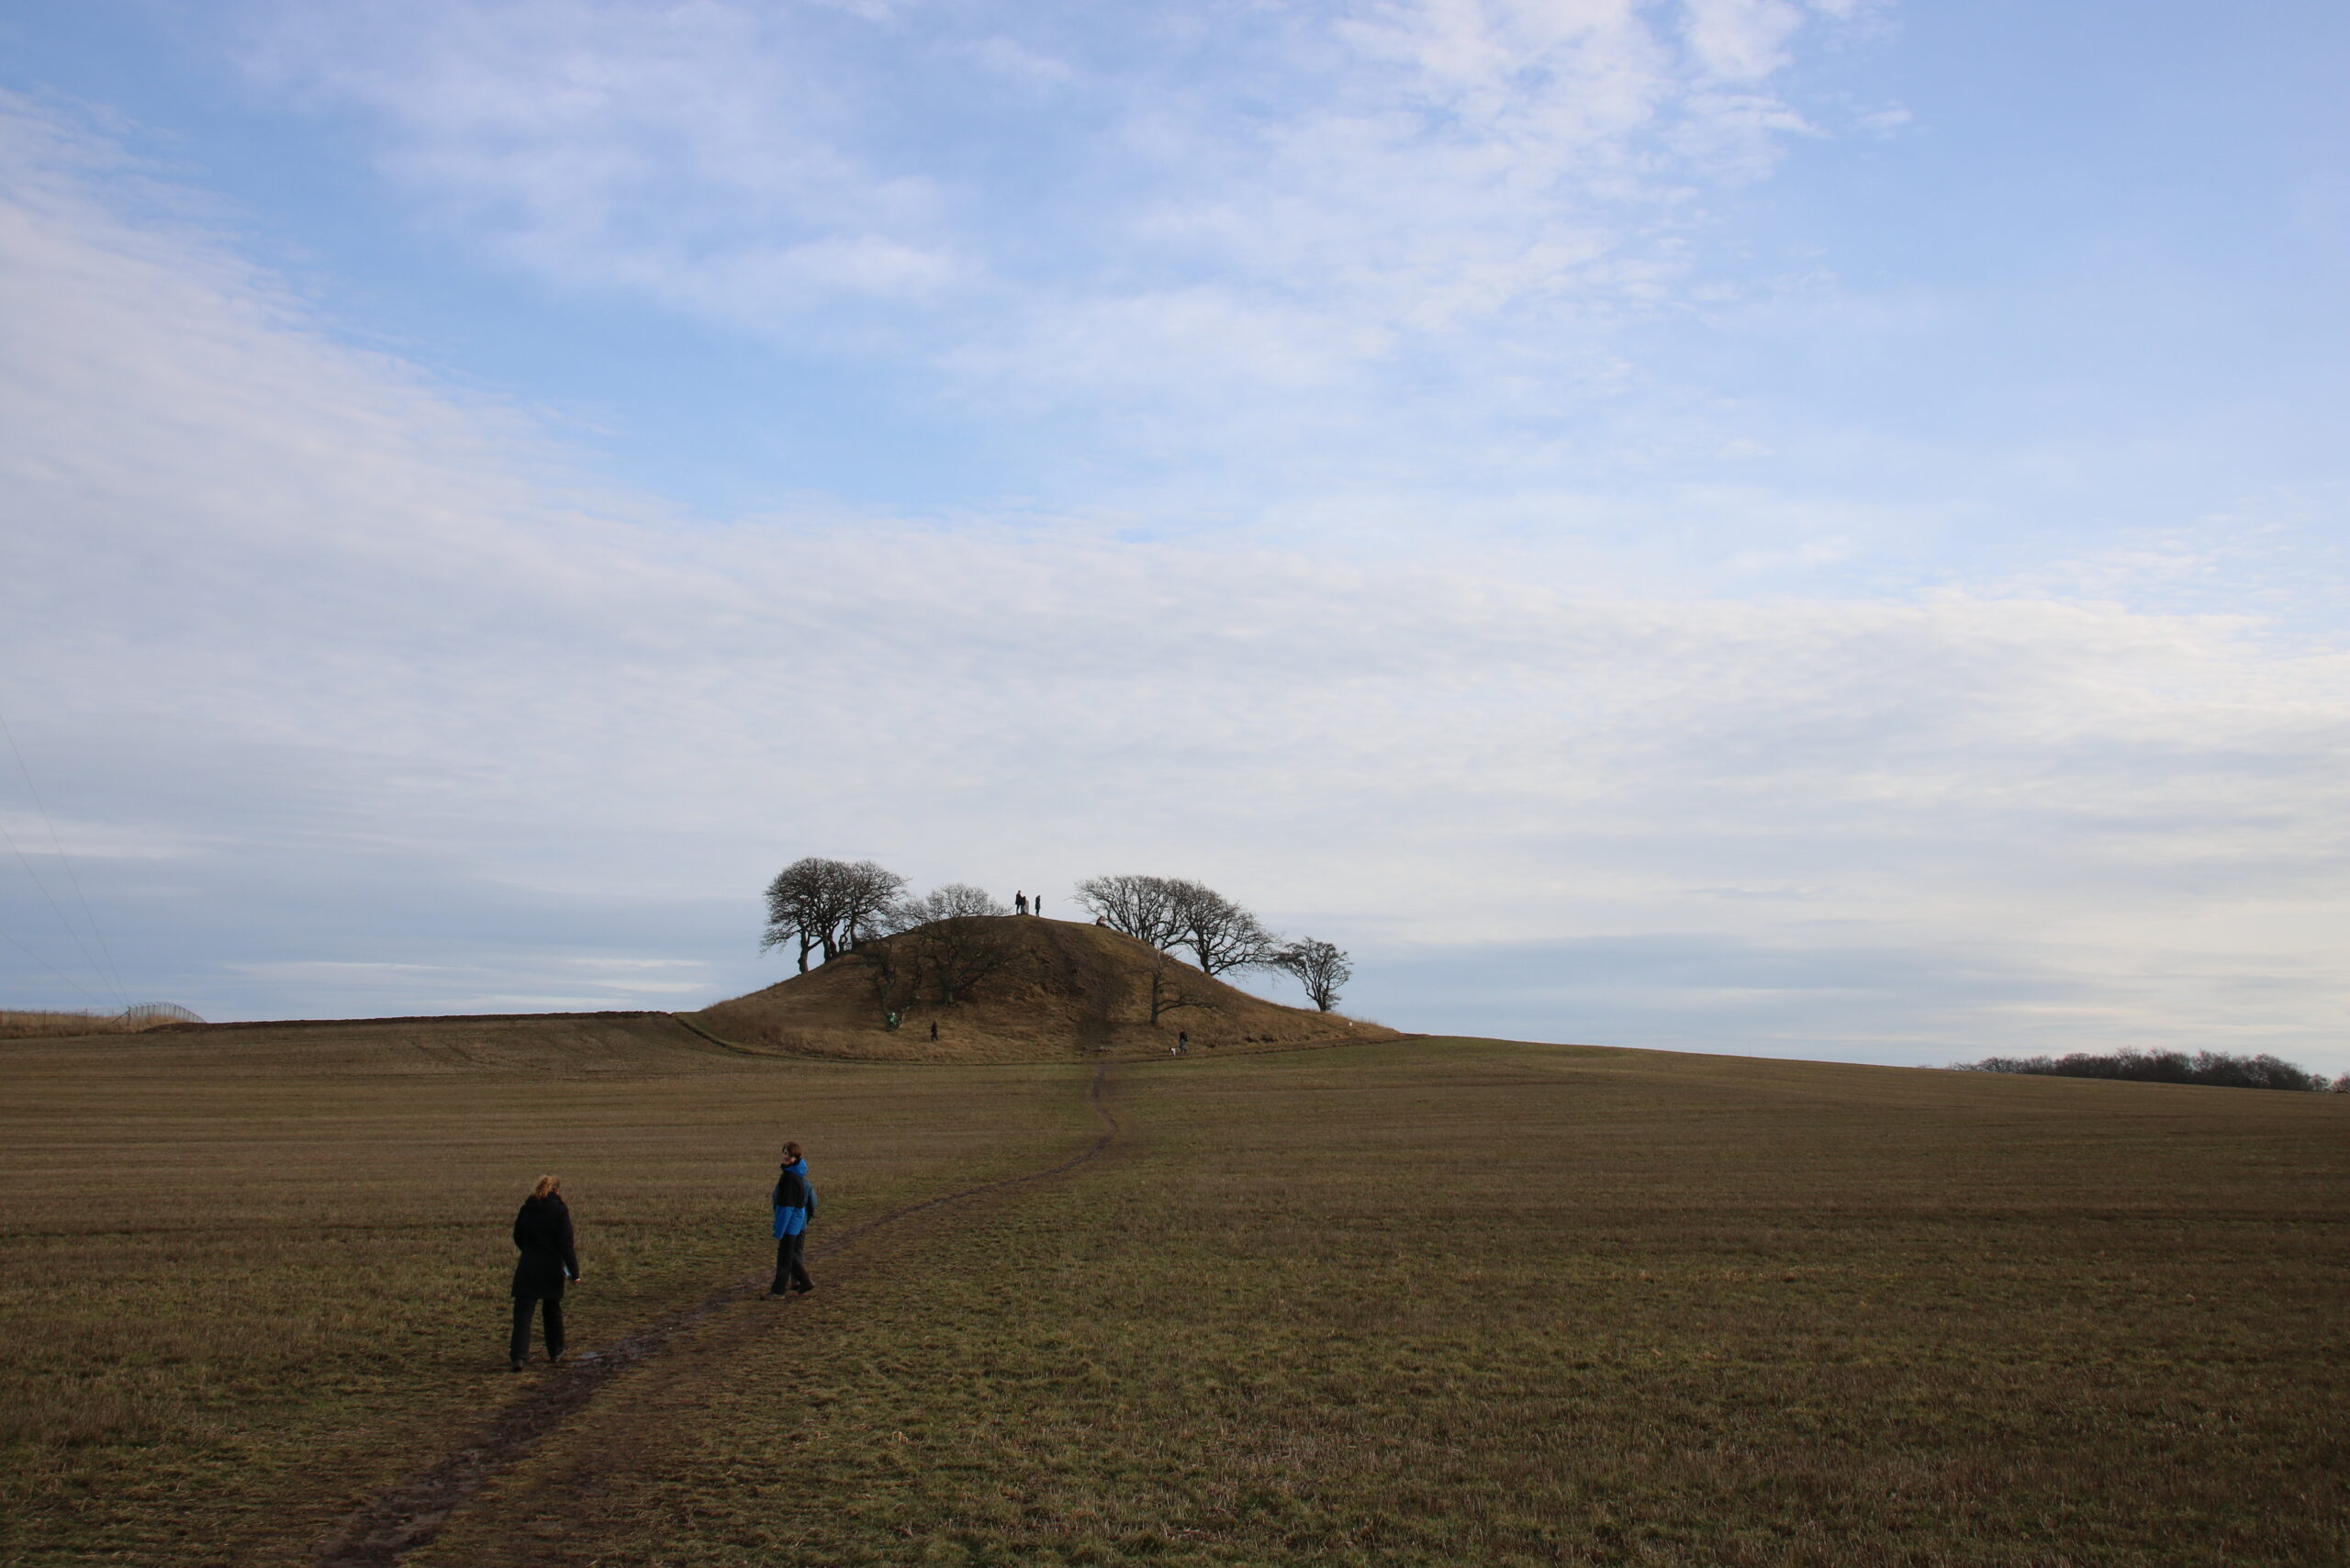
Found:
[1956,1048,2346,1092]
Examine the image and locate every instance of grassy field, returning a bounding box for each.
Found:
[0,1015,1096,1565]
[5,1024,2345,1564]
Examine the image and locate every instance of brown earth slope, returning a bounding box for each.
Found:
[689,915,1397,1062]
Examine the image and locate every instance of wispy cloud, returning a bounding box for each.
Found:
[241,0,969,311]
[232,0,1851,397]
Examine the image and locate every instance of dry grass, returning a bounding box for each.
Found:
[417,1038,2350,1567]
[0,1014,1096,1565]
[6,1024,2346,1565]
[696,917,1396,1062]
[0,1008,181,1040]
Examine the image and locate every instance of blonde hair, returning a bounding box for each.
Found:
[531,1175,561,1199]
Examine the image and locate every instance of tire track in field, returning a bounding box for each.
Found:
[312,1062,1120,1568]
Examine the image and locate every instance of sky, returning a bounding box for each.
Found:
[2,0,2344,1069]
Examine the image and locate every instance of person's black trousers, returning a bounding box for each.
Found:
[510,1292,565,1363]
[772,1231,811,1294]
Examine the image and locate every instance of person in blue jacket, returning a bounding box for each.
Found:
[769,1140,817,1297]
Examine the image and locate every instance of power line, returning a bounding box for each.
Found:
[0,923,113,1011]
[0,814,120,1007]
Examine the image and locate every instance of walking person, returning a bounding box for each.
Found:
[509,1175,579,1372]
[770,1141,818,1297]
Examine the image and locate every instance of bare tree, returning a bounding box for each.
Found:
[1276,938,1351,1013]
[1165,879,1280,976]
[1140,949,1215,1026]
[1075,874,1185,950]
[761,857,908,969]
[835,860,908,951]
[761,857,832,972]
[1078,874,1278,975]
[856,884,1019,1014]
[899,883,1008,924]
[854,930,919,1018]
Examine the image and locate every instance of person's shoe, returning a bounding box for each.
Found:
[548,1350,565,1365]
[509,1358,524,1373]
[791,1282,814,1294]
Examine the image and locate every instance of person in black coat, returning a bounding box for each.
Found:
[509,1175,580,1372]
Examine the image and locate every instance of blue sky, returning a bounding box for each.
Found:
[2,0,2344,1069]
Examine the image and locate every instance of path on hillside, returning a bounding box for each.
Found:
[312,1062,1122,1568]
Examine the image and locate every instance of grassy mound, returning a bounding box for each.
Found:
[690,915,1397,1061]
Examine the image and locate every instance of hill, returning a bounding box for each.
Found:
[688,914,1397,1061]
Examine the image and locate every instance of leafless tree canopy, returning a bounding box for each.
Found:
[892,883,1009,926]
[1076,873,1291,1028]
[858,883,1018,1014]
[1073,874,1185,950]
[1167,881,1279,976]
[1075,874,1279,976]
[761,857,910,971]
[1141,948,1214,1024]
[1276,938,1352,1012]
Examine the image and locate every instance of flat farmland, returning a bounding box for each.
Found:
[0,1017,1097,1564]
[5,1025,2345,1565]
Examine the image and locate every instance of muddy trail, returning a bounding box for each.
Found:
[312,1064,1121,1567]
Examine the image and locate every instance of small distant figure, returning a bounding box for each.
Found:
[1093,915,1106,927]
[509,1175,579,1372]
[1178,1030,1189,1055]
[1015,890,1029,915]
[770,1142,818,1297]
[929,1019,939,1041]
[1034,894,1043,917]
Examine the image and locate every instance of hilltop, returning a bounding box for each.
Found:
[688,914,1397,1061]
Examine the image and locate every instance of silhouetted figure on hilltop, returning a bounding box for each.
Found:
[1015,890,1028,915]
